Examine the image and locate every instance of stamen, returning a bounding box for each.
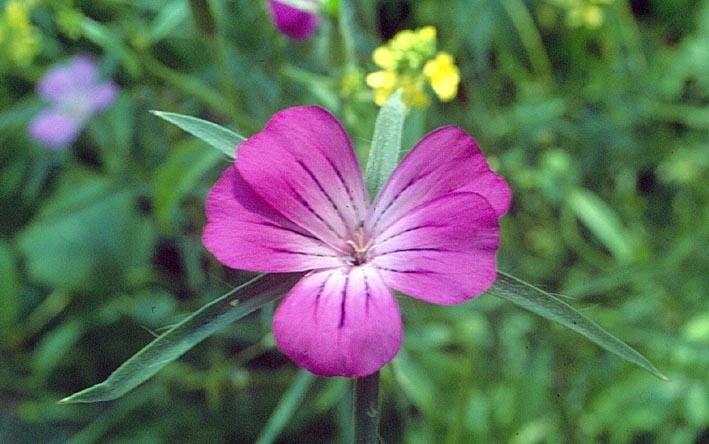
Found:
[343,224,373,266]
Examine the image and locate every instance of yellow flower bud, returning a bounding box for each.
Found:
[423,52,460,102]
[2,0,40,66]
[372,46,397,71]
[419,26,436,42]
[366,71,399,105]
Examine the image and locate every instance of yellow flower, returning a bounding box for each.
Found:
[419,26,436,42]
[399,75,429,108]
[1,0,41,66]
[55,5,85,40]
[366,26,460,108]
[339,66,369,100]
[366,70,398,106]
[423,52,460,102]
[372,46,396,71]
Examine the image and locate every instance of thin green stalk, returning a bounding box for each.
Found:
[139,51,255,131]
[353,372,381,444]
[445,351,476,444]
[613,0,647,74]
[139,52,229,115]
[207,0,240,124]
[212,38,238,121]
[499,0,553,82]
[255,369,316,444]
[338,0,357,67]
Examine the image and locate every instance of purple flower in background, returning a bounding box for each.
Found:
[28,55,118,150]
[203,106,511,377]
[267,0,319,41]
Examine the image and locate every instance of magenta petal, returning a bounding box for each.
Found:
[203,167,343,272]
[273,266,402,377]
[368,127,511,234]
[268,0,319,41]
[237,106,369,250]
[28,109,83,150]
[372,192,500,305]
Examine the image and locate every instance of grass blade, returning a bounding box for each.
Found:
[152,110,245,158]
[60,273,301,403]
[488,272,668,380]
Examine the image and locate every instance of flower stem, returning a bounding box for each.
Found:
[353,371,381,444]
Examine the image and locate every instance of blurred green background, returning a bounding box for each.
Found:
[1,0,708,443]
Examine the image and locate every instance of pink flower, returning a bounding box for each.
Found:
[28,55,118,150]
[203,106,511,377]
[267,0,319,41]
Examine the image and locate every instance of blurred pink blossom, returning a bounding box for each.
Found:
[28,55,118,150]
[267,0,319,41]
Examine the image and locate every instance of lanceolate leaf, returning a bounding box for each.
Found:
[254,369,316,444]
[59,273,302,404]
[151,110,245,158]
[365,90,405,198]
[488,272,668,380]
[566,188,635,263]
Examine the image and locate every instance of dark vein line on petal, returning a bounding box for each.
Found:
[372,171,432,228]
[297,160,350,231]
[374,223,445,246]
[324,155,360,216]
[376,247,445,257]
[364,273,371,314]
[288,184,345,243]
[260,221,321,241]
[314,273,329,317]
[270,248,338,258]
[377,266,433,275]
[339,274,349,328]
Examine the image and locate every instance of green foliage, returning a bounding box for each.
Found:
[60,273,301,403]
[1,0,707,443]
[365,90,405,198]
[489,272,666,380]
[150,111,245,159]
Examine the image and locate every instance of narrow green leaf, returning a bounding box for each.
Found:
[566,188,634,262]
[188,0,217,36]
[59,273,302,403]
[365,90,405,198]
[80,17,141,77]
[151,111,245,159]
[488,272,668,380]
[154,140,221,231]
[0,240,20,336]
[149,0,189,43]
[255,369,316,444]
